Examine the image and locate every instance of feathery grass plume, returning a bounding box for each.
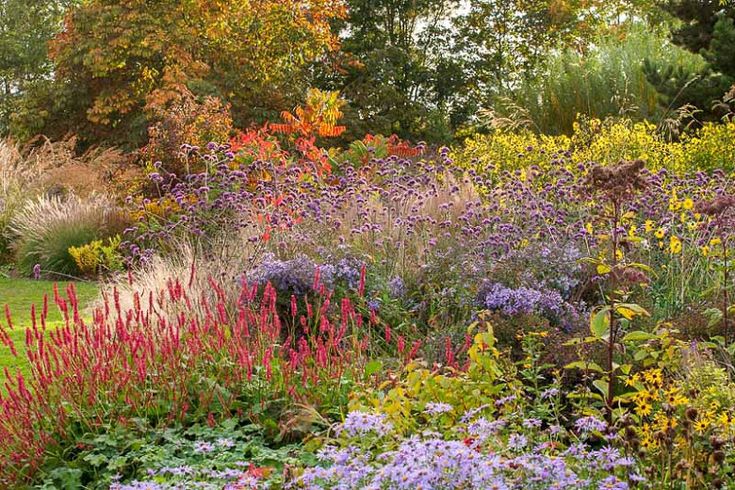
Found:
[101,233,265,319]
[9,193,120,277]
[0,139,41,262]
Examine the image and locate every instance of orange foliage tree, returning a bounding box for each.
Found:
[15,0,345,147]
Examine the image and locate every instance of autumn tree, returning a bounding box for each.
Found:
[11,0,345,148]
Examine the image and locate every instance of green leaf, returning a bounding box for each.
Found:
[622,331,657,342]
[590,307,611,338]
[593,379,609,398]
[564,360,604,372]
[365,360,383,377]
[634,349,649,361]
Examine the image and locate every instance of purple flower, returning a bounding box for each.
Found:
[507,433,528,451]
[424,402,453,415]
[575,416,607,434]
[337,412,393,438]
[598,476,629,490]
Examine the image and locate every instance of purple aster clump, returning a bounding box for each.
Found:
[298,438,507,489]
[478,281,580,330]
[479,282,563,316]
[296,426,645,489]
[575,416,607,434]
[336,411,393,438]
[244,254,333,296]
[334,257,362,289]
[388,275,407,299]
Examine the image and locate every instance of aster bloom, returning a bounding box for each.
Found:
[507,433,528,451]
[337,412,393,438]
[575,416,607,434]
[424,402,453,416]
[193,441,216,453]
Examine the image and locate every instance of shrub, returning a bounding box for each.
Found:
[144,91,234,177]
[455,117,735,175]
[9,194,124,277]
[67,235,124,278]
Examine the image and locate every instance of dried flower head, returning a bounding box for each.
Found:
[586,159,647,202]
[694,195,735,217]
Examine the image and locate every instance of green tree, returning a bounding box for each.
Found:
[651,0,735,120]
[317,0,460,142]
[490,25,710,134]
[0,0,74,135]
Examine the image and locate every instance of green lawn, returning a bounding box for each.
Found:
[0,277,99,379]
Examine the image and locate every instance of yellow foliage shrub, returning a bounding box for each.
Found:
[454,118,735,176]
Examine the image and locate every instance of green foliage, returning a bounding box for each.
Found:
[35,419,303,489]
[490,26,707,134]
[349,323,507,434]
[68,235,124,278]
[0,1,75,135]
[651,1,735,122]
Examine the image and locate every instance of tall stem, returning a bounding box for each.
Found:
[723,237,730,344]
[606,201,620,425]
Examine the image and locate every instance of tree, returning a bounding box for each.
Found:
[11,0,345,148]
[458,0,665,117]
[323,0,655,143]
[652,0,735,120]
[0,0,74,135]
[316,0,460,142]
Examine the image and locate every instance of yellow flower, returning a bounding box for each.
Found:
[654,414,678,432]
[655,227,666,239]
[683,197,694,210]
[585,222,594,235]
[694,418,711,433]
[669,235,682,254]
[628,225,637,238]
[644,220,654,233]
[640,436,658,451]
[635,400,653,417]
[701,245,710,257]
[664,387,688,407]
[643,369,663,388]
[711,237,722,247]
